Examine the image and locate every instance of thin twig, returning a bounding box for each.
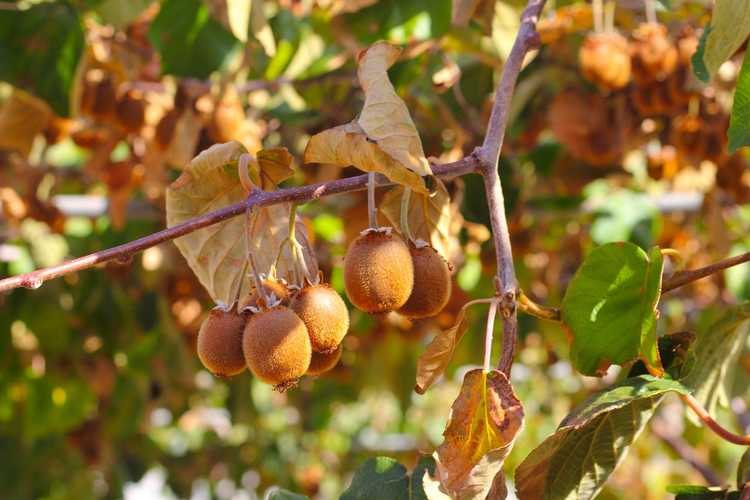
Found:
[367,172,378,229]
[681,393,750,446]
[484,300,499,372]
[663,251,750,293]
[0,157,480,293]
[478,0,546,375]
[518,291,561,322]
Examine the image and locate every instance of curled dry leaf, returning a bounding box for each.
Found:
[0,90,52,157]
[304,41,431,194]
[380,178,460,260]
[304,122,426,193]
[430,369,524,500]
[166,141,314,304]
[164,109,203,168]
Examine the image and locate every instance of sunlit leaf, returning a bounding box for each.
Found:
[729,54,750,153]
[691,2,750,82]
[380,179,455,258]
[0,90,51,157]
[340,456,431,499]
[357,41,432,177]
[226,0,251,42]
[561,243,664,376]
[431,369,523,499]
[680,303,750,426]
[304,122,426,193]
[255,147,294,190]
[515,376,690,500]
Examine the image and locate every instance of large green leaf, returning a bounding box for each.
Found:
[680,303,750,425]
[691,2,750,82]
[345,0,451,44]
[23,375,97,441]
[148,0,238,79]
[515,376,691,500]
[0,3,84,116]
[561,243,664,376]
[340,456,431,500]
[729,54,750,153]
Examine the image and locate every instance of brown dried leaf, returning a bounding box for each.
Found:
[0,90,52,157]
[304,122,427,193]
[451,0,483,27]
[431,369,523,499]
[415,300,472,394]
[357,41,432,178]
[380,178,455,259]
[164,109,203,168]
[255,147,294,190]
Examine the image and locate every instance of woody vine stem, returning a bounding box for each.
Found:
[1,0,750,448]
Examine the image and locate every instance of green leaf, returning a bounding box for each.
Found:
[345,0,451,44]
[680,303,750,425]
[561,243,664,376]
[515,376,691,500]
[590,191,661,249]
[729,54,750,152]
[691,3,750,82]
[737,448,750,489]
[23,376,97,441]
[148,0,238,79]
[340,457,409,500]
[94,0,153,29]
[667,484,740,500]
[0,3,84,116]
[266,488,309,499]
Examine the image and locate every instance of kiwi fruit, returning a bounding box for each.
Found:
[398,244,452,319]
[344,230,414,313]
[239,279,290,311]
[196,307,247,377]
[243,306,311,388]
[306,345,342,376]
[579,32,631,91]
[291,284,349,353]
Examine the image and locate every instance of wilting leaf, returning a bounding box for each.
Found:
[0,90,51,157]
[340,456,431,500]
[414,299,475,394]
[729,54,750,153]
[431,369,523,499]
[380,179,455,258]
[166,142,314,303]
[691,2,750,82]
[680,303,750,426]
[163,110,203,168]
[255,147,294,190]
[561,243,664,376]
[515,376,690,500]
[357,42,432,177]
[304,122,426,193]
[451,0,483,27]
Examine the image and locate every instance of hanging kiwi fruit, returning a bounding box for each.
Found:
[196,306,247,377]
[398,242,452,319]
[290,282,349,353]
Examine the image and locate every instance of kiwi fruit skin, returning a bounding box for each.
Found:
[291,284,349,353]
[239,279,290,310]
[197,308,247,377]
[242,306,311,386]
[306,345,342,376]
[398,245,452,319]
[344,230,414,314]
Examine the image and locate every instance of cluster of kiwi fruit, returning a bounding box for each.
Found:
[343,227,452,319]
[196,277,349,390]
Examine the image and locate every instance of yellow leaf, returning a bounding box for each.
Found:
[0,90,51,157]
[255,147,294,190]
[415,300,471,394]
[166,142,315,303]
[164,110,202,168]
[357,41,432,178]
[304,122,427,193]
[380,179,456,259]
[250,0,276,57]
[432,369,524,499]
[227,0,250,42]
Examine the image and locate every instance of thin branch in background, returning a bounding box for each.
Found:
[0,157,481,293]
[662,251,750,293]
[484,300,499,372]
[681,393,750,446]
[651,416,722,486]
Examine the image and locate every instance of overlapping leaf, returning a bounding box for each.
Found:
[166,141,313,304]
[561,243,664,377]
[692,2,750,82]
[430,369,523,499]
[340,456,432,500]
[680,303,750,425]
[304,41,431,193]
[515,376,691,500]
[380,179,457,259]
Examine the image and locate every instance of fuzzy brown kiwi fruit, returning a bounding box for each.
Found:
[196,307,247,377]
[290,284,349,353]
[579,32,631,90]
[243,306,311,388]
[239,279,290,310]
[398,244,452,319]
[306,345,342,376]
[344,230,414,313]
